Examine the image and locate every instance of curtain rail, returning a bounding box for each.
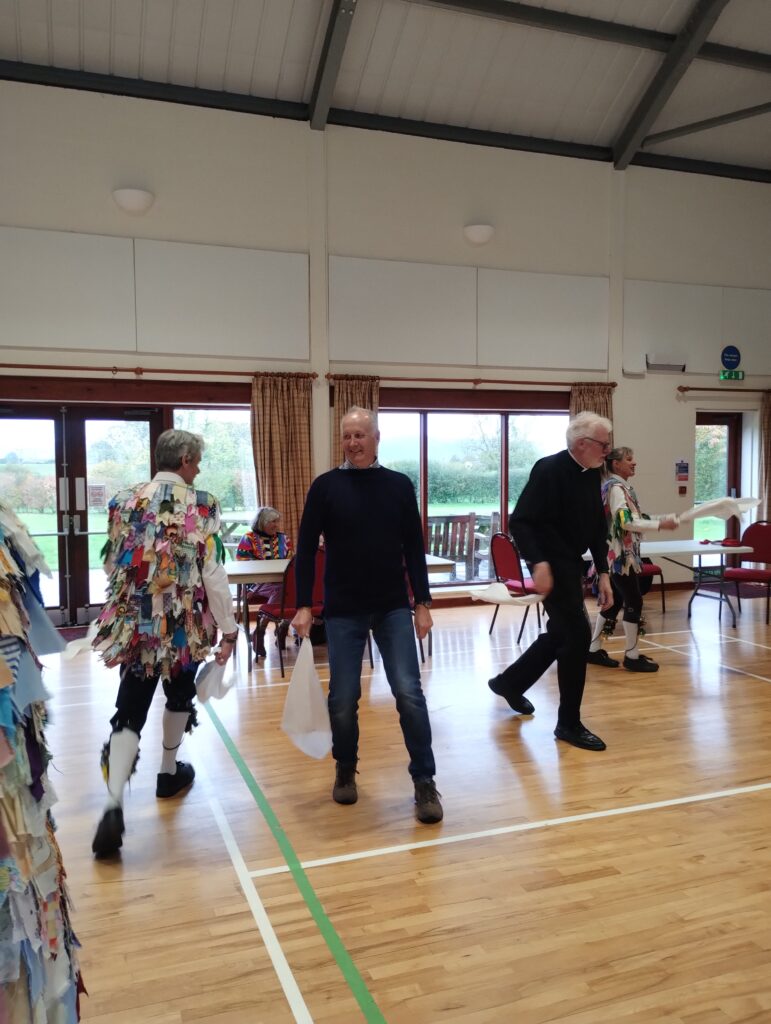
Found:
[677,385,769,393]
[327,373,616,388]
[0,361,317,379]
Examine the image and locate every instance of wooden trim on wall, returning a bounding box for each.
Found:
[378,387,570,411]
[0,375,251,405]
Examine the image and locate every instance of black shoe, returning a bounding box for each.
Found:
[586,649,619,668]
[92,806,125,857]
[554,723,606,751]
[332,762,358,805]
[623,654,659,673]
[488,677,535,715]
[414,779,443,824]
[156,761,195,798]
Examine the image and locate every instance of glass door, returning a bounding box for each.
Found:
[694,412,743,543]
[0,414,61,611]
[0,405,161,624]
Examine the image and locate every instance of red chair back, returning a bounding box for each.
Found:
[490,532,527,587]
[740,521,771,564]
[263,548,325,619]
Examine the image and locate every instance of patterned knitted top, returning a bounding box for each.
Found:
[602,474,645,574]
[235,530,293,561]
[92,477,224,680]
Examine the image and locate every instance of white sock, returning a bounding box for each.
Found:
[589,614,607,652]
[104,729,140,808]
[160,710,189,775]
[623,621,640,659]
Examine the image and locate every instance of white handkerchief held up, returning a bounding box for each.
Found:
[196,657,236,703]
[677,496,760,524]
[281,638,332,759]
[470,581,543,606]
[62,620,99,660]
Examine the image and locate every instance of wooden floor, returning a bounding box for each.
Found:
[46,589,771,1024]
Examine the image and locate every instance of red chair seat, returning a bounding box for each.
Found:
[639,562,663,575]
[724,567,771,582]
[503,578,539,595]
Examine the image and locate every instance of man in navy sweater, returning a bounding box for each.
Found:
[488,411,614,751]
[291,406,442,823]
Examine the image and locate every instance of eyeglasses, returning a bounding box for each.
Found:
[581,436,611,452]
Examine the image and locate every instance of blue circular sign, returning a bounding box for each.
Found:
[721,345,741,369]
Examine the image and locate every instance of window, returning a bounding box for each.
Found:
[378,392,569,585]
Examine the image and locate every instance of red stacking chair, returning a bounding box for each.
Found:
[488,532,542,643]
[639,557,666,612]
[259,548,325,677]
[724,520,771,624]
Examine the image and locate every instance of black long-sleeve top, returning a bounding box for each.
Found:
[509,449,609,573]
[294,467,431,616]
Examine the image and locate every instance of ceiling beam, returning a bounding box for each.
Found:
[643,101,771,147]
[612,0,732,170]
[328,107,771,183]
[309,0,358,130]
[0,59,307,120]
[410,0,771,73]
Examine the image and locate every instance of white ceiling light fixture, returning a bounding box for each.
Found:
[112,188,155,214]
[463,223,495,245]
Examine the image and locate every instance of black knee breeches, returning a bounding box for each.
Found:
[110,662,199,736]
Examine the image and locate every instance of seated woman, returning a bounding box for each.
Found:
[588,446,678,672]
[236,507,293,656]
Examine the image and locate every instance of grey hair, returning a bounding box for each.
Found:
[566,411,613,450]
[251,506,281,532]
[155,429,205,471]
[603,445,633,480]
[342,406,378,432]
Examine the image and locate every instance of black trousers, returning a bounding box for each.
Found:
[605,570,643,624]
[496,565,589,728]
[110,662,199,736]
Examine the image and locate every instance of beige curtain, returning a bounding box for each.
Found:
[250,373,314,546]
[569,383,614,425]
[329,374,380,467]
[760,392,771,520]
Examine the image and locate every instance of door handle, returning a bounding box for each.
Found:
[73,515,82,535]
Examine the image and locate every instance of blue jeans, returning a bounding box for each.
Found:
[325,607,436,781]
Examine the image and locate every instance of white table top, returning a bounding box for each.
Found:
[226,552,456,586]
[640,539,753,558]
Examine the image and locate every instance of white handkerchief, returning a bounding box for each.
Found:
[470,582,543,606]
[196,658,235,703]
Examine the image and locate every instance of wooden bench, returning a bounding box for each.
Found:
[426,513,487,580]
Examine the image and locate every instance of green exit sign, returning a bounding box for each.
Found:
[720,369,745,380]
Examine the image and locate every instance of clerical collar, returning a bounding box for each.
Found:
[568,449,593,473]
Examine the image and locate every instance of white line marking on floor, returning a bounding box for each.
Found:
[641,637,771,683]
[209,795,313,1024]
[248,780,771,879]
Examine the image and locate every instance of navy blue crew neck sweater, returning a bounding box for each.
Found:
[295,467,431,616]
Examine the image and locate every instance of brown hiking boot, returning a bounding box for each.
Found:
[414,779,443,824]
[332,762,358,804]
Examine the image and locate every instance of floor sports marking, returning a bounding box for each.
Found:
[208,793,314,1024]
[248,780,771,878]
[640,635,771,684]
[204,701,388,1024]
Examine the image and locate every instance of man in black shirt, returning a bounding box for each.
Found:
[292,407,442,823]
[489,412,614,751]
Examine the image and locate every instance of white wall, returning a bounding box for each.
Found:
[2,79,770,549]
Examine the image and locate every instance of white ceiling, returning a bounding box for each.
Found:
[1,0,769,181]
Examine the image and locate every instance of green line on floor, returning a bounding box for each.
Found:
[204,701,387,1024]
